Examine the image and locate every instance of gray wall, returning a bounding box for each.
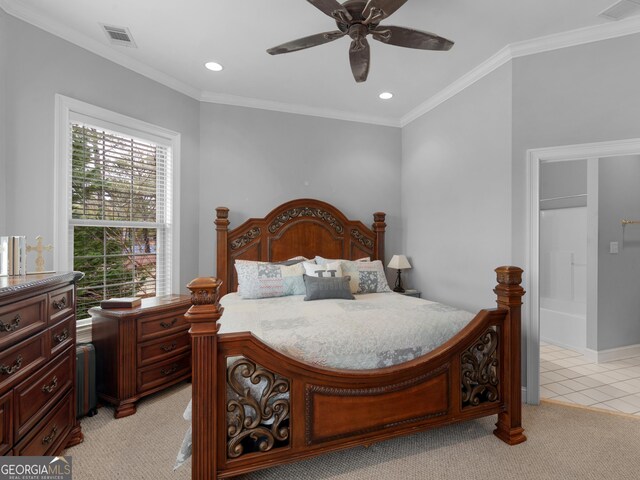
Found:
[198,103,402,277]
[401,64,513,312]
[512,33,640,364]
[512,32,640,279]
[540,159,587,210]
[2,12,201,290]
[0,11,7,233]
[598,155,640,350]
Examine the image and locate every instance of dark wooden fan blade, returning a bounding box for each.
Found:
[363,0,408,20]
[372,26,454,51]
[349,38,370,83]
[267,31,345,55]
[307,0,352,21]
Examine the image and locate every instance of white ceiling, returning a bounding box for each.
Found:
[1,0,632,125]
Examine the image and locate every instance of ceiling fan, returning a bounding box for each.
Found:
[267,0,454,83]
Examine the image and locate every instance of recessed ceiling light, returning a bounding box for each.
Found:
[205,62,224,72]
[379,92,393,100]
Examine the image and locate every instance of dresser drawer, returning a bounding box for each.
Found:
[0,391,12,456]
[0,295,47,351]
[14,391,73,456]
[137,353,190,393]
[48,285,74,325]
[14,348,73,442]
[49,316,75,357]
[137,313,189,342]
[0,332,48,392]
[137,331,191,368]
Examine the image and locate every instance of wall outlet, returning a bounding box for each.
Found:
[610,241,619,254]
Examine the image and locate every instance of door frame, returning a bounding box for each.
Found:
[526,137,640,405]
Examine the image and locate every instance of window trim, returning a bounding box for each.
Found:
[54,94,181,328]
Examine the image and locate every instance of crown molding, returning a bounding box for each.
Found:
[400,45,513,127]
[199,91,401,128]
[0,0,201,100]
[401,15,640,127]
[4,0,640,129]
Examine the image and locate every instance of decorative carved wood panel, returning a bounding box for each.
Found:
[461,326,500,409]
[226,358,290,460]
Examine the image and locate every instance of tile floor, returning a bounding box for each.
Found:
[540,342,640,416]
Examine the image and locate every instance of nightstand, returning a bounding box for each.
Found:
[399,289,421,298]
[90,294,191,418]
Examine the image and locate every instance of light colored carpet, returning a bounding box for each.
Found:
[65,382,640,480]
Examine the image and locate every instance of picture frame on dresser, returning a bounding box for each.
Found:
[0,272,84,457]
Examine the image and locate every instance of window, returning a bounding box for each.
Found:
[55,96,180,322]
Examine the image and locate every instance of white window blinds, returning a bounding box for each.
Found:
[69,122,173,319]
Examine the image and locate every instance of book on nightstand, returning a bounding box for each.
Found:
[100,297,142,309]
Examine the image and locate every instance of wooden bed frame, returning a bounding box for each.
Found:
[186,199,526,479]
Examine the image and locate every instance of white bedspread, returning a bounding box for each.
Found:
[218,292,474,369]
[175,292,474,468]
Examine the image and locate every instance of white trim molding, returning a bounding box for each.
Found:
[3,0,640,127]
[199,91,401,128]
[585,344,640,364]
[526,137,640,405]
[400,15,640,126]
[54,94,182,295]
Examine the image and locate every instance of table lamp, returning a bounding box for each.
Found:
[387,254,411,293]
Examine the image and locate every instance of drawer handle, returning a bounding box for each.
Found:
[42,376,58,394]
[160,318,178,329]
[42,425,58,445]
[0,355,23,375]
[160,363,179,376]
[0,313,21,332]
[160,342,177,352]
[52,297,67,310]
[54,328,69,344]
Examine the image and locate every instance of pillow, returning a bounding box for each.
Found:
[303,261,343,278]
[315,256,370,265]
[274,256,314,266]
[303,275,354,301]
[235,260,305,299]
[339,259,391,294]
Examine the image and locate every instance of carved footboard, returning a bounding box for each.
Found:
[186,267,526,480]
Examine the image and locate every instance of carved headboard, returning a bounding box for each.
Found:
[215,198,386,295]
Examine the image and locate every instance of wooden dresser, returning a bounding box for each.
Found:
[0,272,83,457]
[89,295,191,418]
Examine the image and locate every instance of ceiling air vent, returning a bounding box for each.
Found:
[599,0,640,21]
[101,24,137,47]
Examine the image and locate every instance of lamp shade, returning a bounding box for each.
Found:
[387,254,411,270]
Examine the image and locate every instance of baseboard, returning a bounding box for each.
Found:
[585,344,640,364]
[541,336,588,357]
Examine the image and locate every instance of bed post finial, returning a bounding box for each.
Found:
[373,212,386,262]
[216,207,230,296]
[493,266,527,446]
[186,277,224,480]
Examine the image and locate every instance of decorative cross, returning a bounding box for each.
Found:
[26,236,53,273]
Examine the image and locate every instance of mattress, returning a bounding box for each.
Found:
[175,292,474,468]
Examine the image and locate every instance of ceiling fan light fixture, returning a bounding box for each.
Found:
[379,92,394,100]
[204,61,224,72]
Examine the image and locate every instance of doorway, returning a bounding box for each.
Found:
[526,138,640,406]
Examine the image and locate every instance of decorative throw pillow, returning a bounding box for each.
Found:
[274,256,313,266]
[339,259,391,294]
[315,256,370,265]
[303,261,343,278]
[235,260,306,299]
[303,275,354,301]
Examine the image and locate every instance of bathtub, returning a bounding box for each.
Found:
[539,296,586,351]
